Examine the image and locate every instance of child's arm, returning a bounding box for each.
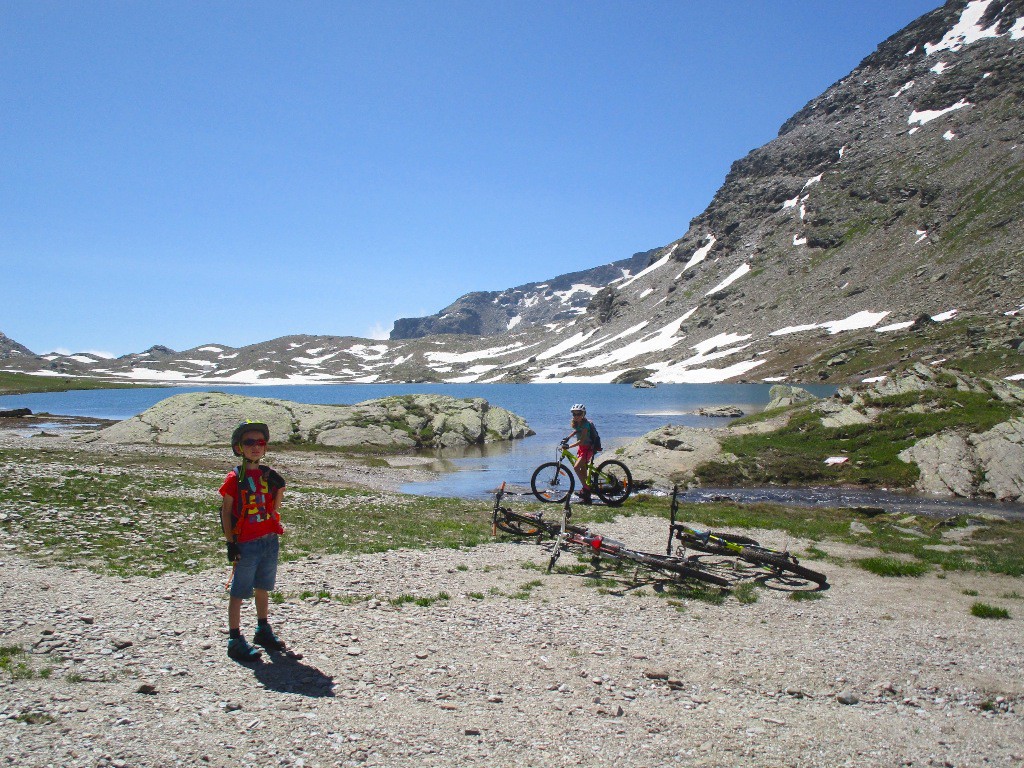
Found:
[220,494,240,562]
[274,487,285,534]
[220,495,235,542]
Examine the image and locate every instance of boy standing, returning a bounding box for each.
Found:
[220,420,287,662]
[562,404,598,505]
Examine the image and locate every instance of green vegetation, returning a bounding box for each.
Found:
[0,645,49,681]
[2,437,1022,586]
[625,496,1024,578]
[857,556,929,578]
[732,582,759,604]
[789,590,826,602]
[696,386,1020,489]
[388,591,450,608]
[0,370,152,395]
[970,602,1010,620]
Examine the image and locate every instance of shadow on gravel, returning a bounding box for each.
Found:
[249,653,336,698]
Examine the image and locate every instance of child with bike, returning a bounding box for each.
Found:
[562,404,598,505]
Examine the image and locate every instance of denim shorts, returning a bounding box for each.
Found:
[229,534,279,599]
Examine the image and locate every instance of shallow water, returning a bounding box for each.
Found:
[0,382,831,498]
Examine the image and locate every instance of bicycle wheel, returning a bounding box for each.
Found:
[593,460,633,506]
[739,548,829,589]
[494,511,546,537]
[629,551,731,587]
[531,462,575,503]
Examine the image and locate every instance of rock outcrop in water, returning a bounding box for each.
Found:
[78,392,534,451]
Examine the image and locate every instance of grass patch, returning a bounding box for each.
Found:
[388,591,450,608]
[789,590,826,602]
[962,589,979,596]
[970,602,1010,620]
[0,371,155,395]
[0,645,41,680]
[733,582,759,604]
[656,581,727,606]
[626,496,1024,578]
[858,556,929,577]
[695,386,1021,489]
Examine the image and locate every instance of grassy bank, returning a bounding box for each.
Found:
[693,384,1022,489]
[0,371,153,395]
[2,440,1023,580]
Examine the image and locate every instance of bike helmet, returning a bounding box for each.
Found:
[570,403,586,414]
[231,420,270,456]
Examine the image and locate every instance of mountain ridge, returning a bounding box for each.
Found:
[3,0,1023,387]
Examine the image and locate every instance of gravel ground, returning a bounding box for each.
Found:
[2,518,1022,768]
[1,421,1022,767]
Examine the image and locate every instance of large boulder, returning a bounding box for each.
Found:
[616,425,728,489]
[78,392,533,451]
[898,417,1024,502]
[765,385,818,411]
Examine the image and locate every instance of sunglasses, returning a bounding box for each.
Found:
[241,438,267,447]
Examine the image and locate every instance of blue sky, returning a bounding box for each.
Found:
[1,1,941,357]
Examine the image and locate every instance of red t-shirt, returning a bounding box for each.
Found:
[219,467,285,543]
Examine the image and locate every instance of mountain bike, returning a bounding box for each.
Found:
[530,443,633,506]
[489,485,729,587]
[667,486,829,590]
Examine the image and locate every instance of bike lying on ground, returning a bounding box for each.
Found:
[667,485,829,590]
[530,443,633,506]
[490,484,729,587]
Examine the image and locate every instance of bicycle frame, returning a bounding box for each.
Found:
[667,486,749,557]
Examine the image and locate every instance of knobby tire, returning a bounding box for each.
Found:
[593,459,633,506]
[629,552,731,587]
[739,548,829,588]
[531,462,575,503]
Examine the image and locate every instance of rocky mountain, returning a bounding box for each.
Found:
[0,332,33,361]
[2,0,1023,387]
[390,250,655,339]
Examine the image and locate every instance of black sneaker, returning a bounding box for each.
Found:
[253,625,286,652]
[579,490,593,506]
[227,636,262,662]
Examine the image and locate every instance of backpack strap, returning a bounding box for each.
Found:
[231,465,285,535]
[231,465,246,537]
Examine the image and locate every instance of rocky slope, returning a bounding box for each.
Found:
[2,1,1023,387]
[78,392,533,451]
[390,250,655,339]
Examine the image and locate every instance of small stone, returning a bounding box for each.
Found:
[464,728,481,736]
[136,684,157,695]
[837,690,859,705]
[644,669,670,680]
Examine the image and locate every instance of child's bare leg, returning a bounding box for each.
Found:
[254,588,270,621]
[228,597,243,630]
[573,456,590,491]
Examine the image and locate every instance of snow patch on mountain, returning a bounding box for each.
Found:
[924,0,1001,55]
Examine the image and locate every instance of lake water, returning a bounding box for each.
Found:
[0,382,834,498]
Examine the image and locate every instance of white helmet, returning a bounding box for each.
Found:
[570,403,586,414]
